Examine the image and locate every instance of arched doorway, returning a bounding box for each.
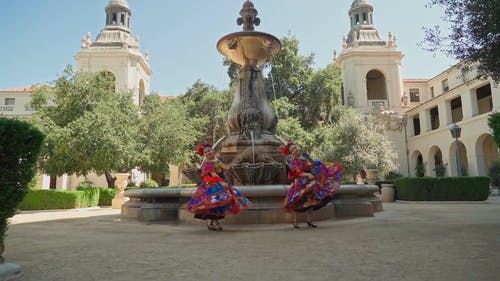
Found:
[449,141,468,176]
[429,146,446,177]
[475,134,499,176]
[366,69,387,109]
[410,150,424,176]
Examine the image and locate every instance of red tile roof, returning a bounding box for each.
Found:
[403,79,428,83]
[0,87,33,92]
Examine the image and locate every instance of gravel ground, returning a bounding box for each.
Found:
[4,197,500,281]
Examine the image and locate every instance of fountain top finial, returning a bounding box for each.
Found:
[237,1,260,31]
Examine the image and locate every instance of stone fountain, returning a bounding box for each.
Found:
[122,1,383,224]
[215,1,286,185]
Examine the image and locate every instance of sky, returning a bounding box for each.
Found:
[0,0,457,96]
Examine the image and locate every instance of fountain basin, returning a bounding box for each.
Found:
[122,184,382,224]
[217,31,281,67]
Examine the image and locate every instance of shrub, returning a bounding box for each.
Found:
[384,171,403,180]
[17,189,101,210]
[140,179,159,188]
[0,118,44,255]
[18,190,83,210]
[77,181,95,189]
[98,188,118,206]
[434,163,447,177]
[77,188,100,207]
[489,160,500,186]
[415,162,425,177]
[394,177,489,201]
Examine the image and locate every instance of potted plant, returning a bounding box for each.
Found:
[365,167,378,185]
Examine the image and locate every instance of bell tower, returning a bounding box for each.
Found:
[75,0,152,106]
[336,0,404,114]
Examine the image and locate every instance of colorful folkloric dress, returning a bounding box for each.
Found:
[185,159,253,220]
[283,154,344,212]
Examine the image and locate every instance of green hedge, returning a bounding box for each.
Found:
[0,118,44,246]
[98,188,118,206]
[394,177,490,201]
[18,189,101,210]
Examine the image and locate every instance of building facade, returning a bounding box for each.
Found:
[337,0,499,177]
[75,0,151,106]
[0,87,35,120]
[0,0,152,189]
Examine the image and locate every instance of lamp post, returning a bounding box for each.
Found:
[400,115,410,176]
[449,123,462,176]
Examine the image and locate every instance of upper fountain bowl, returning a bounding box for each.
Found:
[217,31,281,67]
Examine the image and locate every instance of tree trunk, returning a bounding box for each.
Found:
[105,171,116,188]
[151,171,164,187]
[49,175,57,189]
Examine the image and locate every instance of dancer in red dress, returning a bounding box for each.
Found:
[281,142,343,228]
[185,143,253,231]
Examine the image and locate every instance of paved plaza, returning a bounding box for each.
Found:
[5,197,500,281]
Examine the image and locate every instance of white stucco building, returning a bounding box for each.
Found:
[1,0,152,189]
[75,0,151,106]
[337,0,499,177]
[0,87,35,120]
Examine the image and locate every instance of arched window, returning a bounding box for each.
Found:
[366,70,387,107]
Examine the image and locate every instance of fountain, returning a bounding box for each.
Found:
[122,1,382,224]
[214,1,286,185]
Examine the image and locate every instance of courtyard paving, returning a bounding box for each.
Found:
[5,197,500,281]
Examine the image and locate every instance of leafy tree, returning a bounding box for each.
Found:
[264,36,343,127]
[270,97,316,152]
[488,112,500,148]
[138,94,202,184]
[266,35,315,101]
[180,80,233,144]
[314,107,397,179]
[421,0,500,82]
[306,63,343,125]
[31,66,141,187]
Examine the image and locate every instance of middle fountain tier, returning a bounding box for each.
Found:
[215,1,286,185]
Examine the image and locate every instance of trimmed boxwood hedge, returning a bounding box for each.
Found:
[1,118,44,253]
[18,189,101,210]
[394,177,489,201]
[98,188,118,206]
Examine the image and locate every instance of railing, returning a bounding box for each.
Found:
[0,106,14,112]
[369,100,387,111]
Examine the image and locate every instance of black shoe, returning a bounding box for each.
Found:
[214,224,223,231]
[292,222,300,229]
[307,221,317,228]
[207,224,216,231]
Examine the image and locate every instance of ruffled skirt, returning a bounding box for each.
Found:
[283,162,343,212]
[185,181,253,220]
